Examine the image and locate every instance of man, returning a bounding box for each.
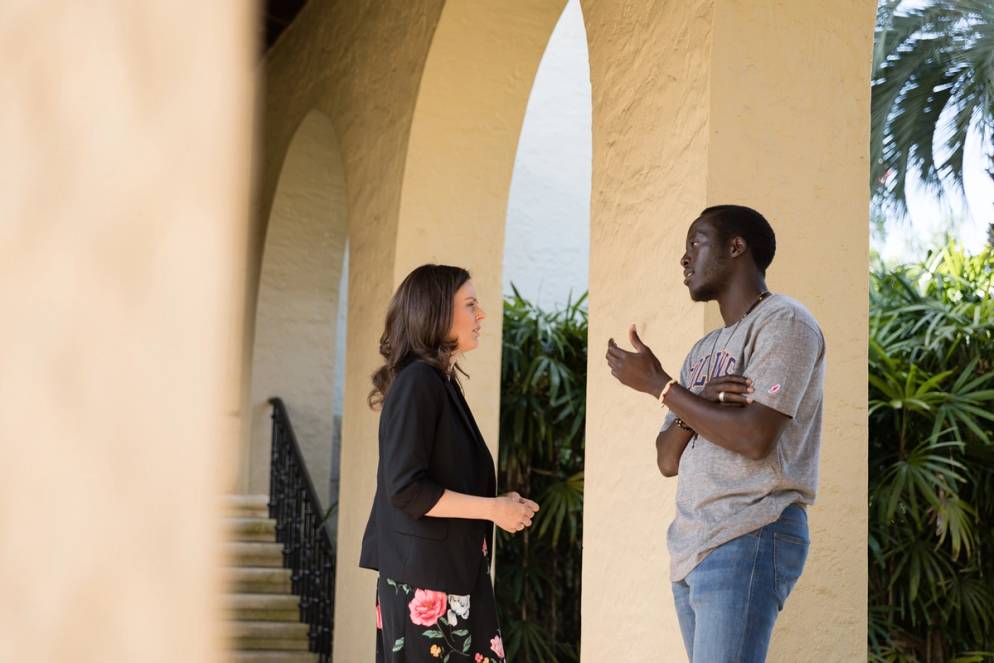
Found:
[605,205,825,663]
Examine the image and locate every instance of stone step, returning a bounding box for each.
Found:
[225,541,285,568]
[224,494,271,518]
[226,567,293,594]
[229,652,318,663]
[226,517,277,543]
[226,593,300,622]
[229,620,310,651]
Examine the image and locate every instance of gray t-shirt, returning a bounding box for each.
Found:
[662,293,825,582]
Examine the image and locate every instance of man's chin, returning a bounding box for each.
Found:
[688,285,715,302]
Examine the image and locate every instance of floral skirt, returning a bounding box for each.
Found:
[375,539,505,663]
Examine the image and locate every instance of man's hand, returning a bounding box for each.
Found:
[701,375,754,406]
[606,324,670,396]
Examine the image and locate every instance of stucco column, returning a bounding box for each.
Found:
[0,3,252,662]
[580,1,872,660]
[256,3,454,662]
[395,0,567,457]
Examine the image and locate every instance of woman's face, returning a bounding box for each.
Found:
[449,279,486,355]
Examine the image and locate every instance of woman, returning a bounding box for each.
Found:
[360,264,539,663]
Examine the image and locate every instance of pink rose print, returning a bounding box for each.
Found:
[482,538,488,557]
[475,655,484,663]
[408,588,448,627]
[490,634,505,658]
[375,601,382,630]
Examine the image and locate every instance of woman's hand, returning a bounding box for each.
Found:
[491,491,540,534]
[701,375,754,406]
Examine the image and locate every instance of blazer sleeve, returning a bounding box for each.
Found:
[380,364,447,519]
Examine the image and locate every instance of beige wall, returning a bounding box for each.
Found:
[396,0,568,480]
[707,2,873,660]
[248,109,348,510]
[256,4,564,660]
[0,3,253,662]
[581,0,873,661]
[255,2,446,661]
[581,3,714,659]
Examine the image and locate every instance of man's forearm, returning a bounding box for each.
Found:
[662,385,772,459]
[656,426,694,477]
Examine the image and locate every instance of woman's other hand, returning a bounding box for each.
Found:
[492,491,540,534]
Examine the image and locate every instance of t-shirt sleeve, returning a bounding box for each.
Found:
[743,315,824,418]
[660,351,694,432]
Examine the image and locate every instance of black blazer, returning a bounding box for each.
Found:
[359,360,497,594]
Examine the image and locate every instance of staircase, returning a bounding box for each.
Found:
[224,494,318,663]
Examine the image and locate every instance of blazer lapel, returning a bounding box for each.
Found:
[444,379,498,495]
[444,380,486,448]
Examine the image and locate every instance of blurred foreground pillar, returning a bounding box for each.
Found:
[0,3,254,662]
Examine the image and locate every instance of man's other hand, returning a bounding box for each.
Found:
[606,324,669,396]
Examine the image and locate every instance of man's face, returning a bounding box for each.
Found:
[681,216,731,302]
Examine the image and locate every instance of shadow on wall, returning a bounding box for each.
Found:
[248,109,348,520]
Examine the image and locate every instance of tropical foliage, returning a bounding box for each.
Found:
[869,242,994,662]
[870,0,994,217]
[495,288,587,663]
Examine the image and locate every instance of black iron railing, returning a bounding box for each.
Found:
[268,397,335,662]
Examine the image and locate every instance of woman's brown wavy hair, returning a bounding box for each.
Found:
[368,264,471,409]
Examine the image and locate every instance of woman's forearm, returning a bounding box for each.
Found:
[424,489,495,521]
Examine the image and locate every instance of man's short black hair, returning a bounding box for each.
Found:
[699,204,776,274]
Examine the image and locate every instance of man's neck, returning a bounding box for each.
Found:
[716,273,768,325]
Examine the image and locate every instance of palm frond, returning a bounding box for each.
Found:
[871,0,994,216]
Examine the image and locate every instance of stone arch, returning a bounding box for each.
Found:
[247,108,349,513]
[392,0,571,456]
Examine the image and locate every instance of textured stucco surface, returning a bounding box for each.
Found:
[256,2,446,661]
[580,1,873,661]
[581,3,715,660]
[707,2,874,660]
[249,110,347,511]
[395,0,568,494]
[0,2,252,661]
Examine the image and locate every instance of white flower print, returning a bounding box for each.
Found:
[448,593,470,620]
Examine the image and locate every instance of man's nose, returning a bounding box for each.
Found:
[680,253,690,267]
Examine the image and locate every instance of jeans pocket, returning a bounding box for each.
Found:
[773,533,808,610]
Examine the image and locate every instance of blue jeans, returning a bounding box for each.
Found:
[671,504,809,663]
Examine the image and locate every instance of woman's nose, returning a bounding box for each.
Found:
[477,307,486,321]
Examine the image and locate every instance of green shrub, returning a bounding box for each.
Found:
[869,243,994,663]
[496,287,587,663]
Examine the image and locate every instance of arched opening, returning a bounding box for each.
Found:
[247,108,349,517]
[503,0,591,310]
[497,1,591,659]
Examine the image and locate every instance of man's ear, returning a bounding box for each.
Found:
[729,236,748,258]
